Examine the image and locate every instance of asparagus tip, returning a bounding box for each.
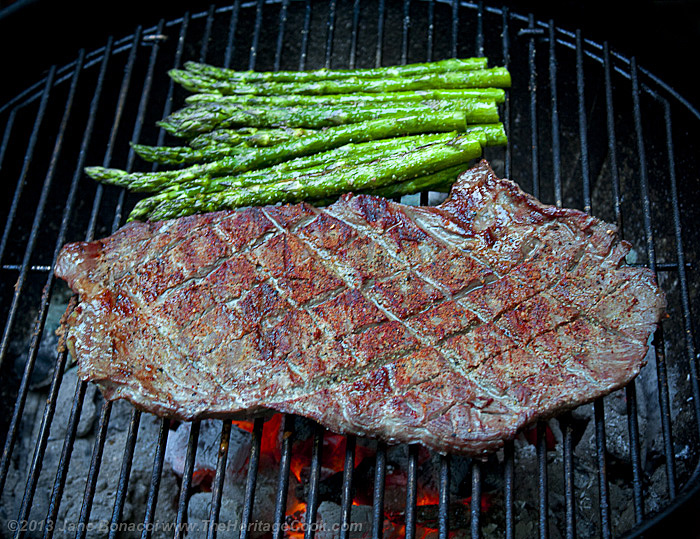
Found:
[130,143,158,162]
[156,120,183,136]
[84,166,126,182]
[167,68,185,80]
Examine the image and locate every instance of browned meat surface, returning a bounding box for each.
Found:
[54,160,665,455]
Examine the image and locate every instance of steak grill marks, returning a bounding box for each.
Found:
[55,161,665,455]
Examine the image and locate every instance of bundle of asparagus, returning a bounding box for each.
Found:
[87,58,510,221]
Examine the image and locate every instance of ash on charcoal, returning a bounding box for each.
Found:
[186,472,286,539]
[316,501,373,539]
[12,294,70,390]
[636,346,665,462]
[498,369,672,539]
[295,459,365,506]
[186,492,242,539]
[0,367,179,539]
[165,419,252,486]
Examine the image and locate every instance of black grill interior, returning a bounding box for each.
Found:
[1,1,699,538]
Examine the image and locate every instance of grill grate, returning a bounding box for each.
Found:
[1,1,699,538]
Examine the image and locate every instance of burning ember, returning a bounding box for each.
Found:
[165,413,503,538]
[232,413,284,464]
[285,500,308,539]
[523,423,558,451]
[289,430,373,483]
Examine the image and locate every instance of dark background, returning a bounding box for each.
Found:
[0,0,698,109]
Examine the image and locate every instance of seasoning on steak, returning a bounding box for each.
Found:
[54,160,665,455]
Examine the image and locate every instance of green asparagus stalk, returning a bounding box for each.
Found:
[132,161,468,220]
[168,67,511,95]
[218,131,462,183]
[135,119,506,167]
[129,132,465,220]
[184,126,257,149]
[157,99,498,137]
[182,57,489,83]
[129,155,467,221]
[466,123,507,146]
[138,105,498,165]
[185,87,507,106]
[144,135,482,221]
[130,145,206,166]
[189,127,316,149]
[314,163,468,205]
[86,111,469,192]
[189,122,506,154]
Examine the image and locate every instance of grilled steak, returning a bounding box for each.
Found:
[55,160,665,455]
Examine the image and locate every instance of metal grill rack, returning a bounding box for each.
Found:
[1,1,699,538]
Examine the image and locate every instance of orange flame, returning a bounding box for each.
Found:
[416,491,440,506]
[285,500,307,538]
[231,414,284,463]
[289,432,373,483]
[289,439,310,482]
[231,420,254,433]
[260,413,283,462]
[459,493,494,513]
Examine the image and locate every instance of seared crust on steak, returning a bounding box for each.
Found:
[54,160,665,455]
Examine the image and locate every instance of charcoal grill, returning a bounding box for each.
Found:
[1,1,699,538]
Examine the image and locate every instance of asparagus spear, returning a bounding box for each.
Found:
[86,111,469,192]
[135,118,506,167]
[184,126,257,149]
[168,67,511,95]
[185,87,507,106]
[129,132,465,220]
[138,104,498,165]
[189,127,316,149]
[131,163,467,220]
[313,163,468,206]
[131,164,462,220]
[157,99,498,137]
[189,123,506,154]
[216,131,463,184]
[144,135,482,221]
[466,123,507,146]
[130,144,207,166]
[183,57,489,83]
[134,120,472,173]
